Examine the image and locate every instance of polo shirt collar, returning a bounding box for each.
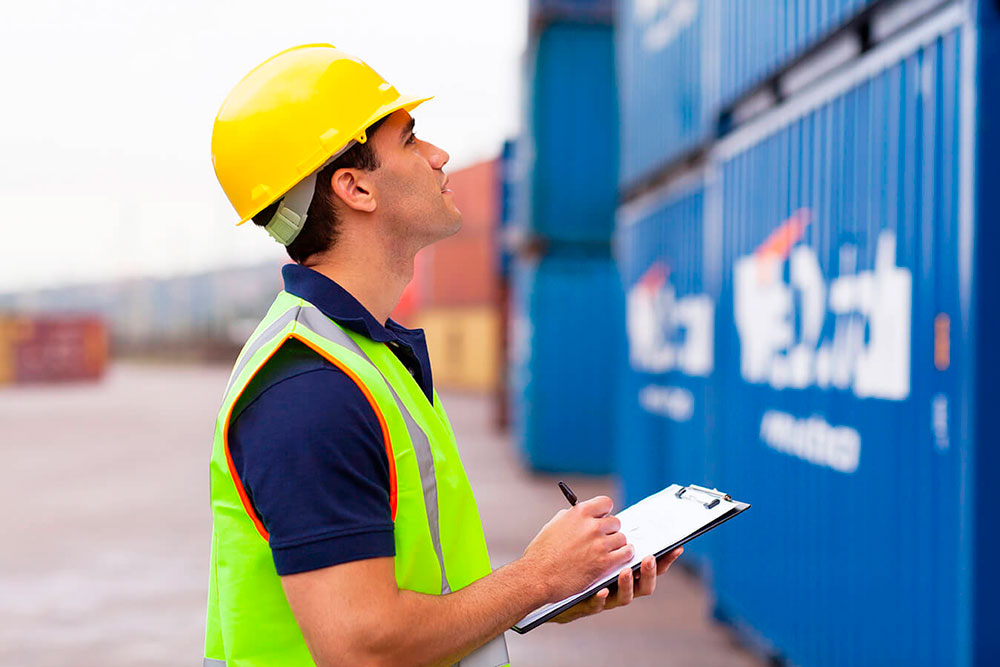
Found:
[281,263,403,344]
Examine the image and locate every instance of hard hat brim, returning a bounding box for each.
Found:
[235,93,433,226]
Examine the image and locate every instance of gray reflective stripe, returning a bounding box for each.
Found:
[458,634,511,667]
[296,307,453,595]
[203,659,227,667]
[224,305,303,397]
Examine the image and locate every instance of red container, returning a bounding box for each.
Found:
[422,234,498,307]
[13,316,108,383]
[447,159,499,233]
[416,158,502,308]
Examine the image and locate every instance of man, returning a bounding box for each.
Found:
[206,44,681,666]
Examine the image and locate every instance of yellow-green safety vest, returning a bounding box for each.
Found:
[204,290,511,666]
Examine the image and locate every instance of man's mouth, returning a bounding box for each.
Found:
[441,177,451,193]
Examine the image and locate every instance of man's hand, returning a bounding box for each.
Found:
[551,546,684,624]
[521,496,635,602]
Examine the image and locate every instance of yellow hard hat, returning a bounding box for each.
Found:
[212,43,431,243]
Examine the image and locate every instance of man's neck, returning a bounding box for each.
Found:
[302,237,415,325]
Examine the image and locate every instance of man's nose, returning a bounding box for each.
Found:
[425,141,450,170]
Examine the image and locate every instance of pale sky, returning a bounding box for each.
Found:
[0,0,527,291]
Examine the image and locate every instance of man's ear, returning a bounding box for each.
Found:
[330,168,377,213]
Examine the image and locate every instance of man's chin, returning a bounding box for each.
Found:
[444,212,463,237]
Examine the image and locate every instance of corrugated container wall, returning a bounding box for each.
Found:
[615,178,719,566]
[614,1,1000,662]
[509,251,623,473]
[707,16,986,665]
[971,0,1000,658]
[524,23,619,243]
[617,0,713,186]
[617,0,884,189]
[715,24,968,665]
[716,0,879,106]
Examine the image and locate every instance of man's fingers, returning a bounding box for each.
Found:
[635,556,657,597]
[578,495,614,517]
[585,588,609,615]
[604,531,627,551]
[608,540,635,565]
[598,515,621,534]
[610,567,634,608]
[656,546,683,576]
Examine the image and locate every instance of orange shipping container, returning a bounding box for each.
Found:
[0,317,18,385]
[415,306,500,392]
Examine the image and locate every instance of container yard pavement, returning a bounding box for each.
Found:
[0,362,762,666]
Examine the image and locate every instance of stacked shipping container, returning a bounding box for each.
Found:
[616,0,997,663]
[617,0,925,190]
[508,0,623,473]
[510,250,623,473]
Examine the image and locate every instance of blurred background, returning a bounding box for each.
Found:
[2,0,998,665]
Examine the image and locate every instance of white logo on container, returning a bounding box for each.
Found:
[626,262,714,377]
[733,210,912,401]
[635,0,699,53]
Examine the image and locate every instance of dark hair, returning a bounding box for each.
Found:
[252,115,388,263]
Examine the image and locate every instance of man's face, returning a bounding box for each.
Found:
[368,110,461,246]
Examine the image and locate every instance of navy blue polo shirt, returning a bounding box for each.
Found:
[228,264,435,576]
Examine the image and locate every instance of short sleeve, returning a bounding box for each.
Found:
[228,348,395,576]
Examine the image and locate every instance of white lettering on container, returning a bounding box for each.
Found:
[638,384,695,422]
[759,410,861,474]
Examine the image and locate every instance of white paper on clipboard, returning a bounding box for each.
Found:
[513,484,750,633]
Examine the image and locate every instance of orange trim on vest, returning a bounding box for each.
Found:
[222,331,399,542]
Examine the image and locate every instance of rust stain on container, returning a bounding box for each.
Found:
[934,313,950,371]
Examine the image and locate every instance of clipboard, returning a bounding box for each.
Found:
[511,483,750,634]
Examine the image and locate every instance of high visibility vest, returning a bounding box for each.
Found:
[204,291,510,666]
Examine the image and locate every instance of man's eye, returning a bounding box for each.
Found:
[407,133,417,144]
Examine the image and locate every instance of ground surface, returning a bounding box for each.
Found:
[0,362,762,666]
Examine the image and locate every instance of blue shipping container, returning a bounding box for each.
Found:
[716,0,878,106]
[613,2,1000,662]
[617,0,713,187]
[617,0,884,188]
[615,176,721,567]
[524,23,619,243]
[705,9,990,664]
[509,251,623,474]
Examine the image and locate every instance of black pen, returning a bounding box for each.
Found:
[558,481,578,507]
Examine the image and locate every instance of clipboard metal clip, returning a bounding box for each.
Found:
[675,484,732,510]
